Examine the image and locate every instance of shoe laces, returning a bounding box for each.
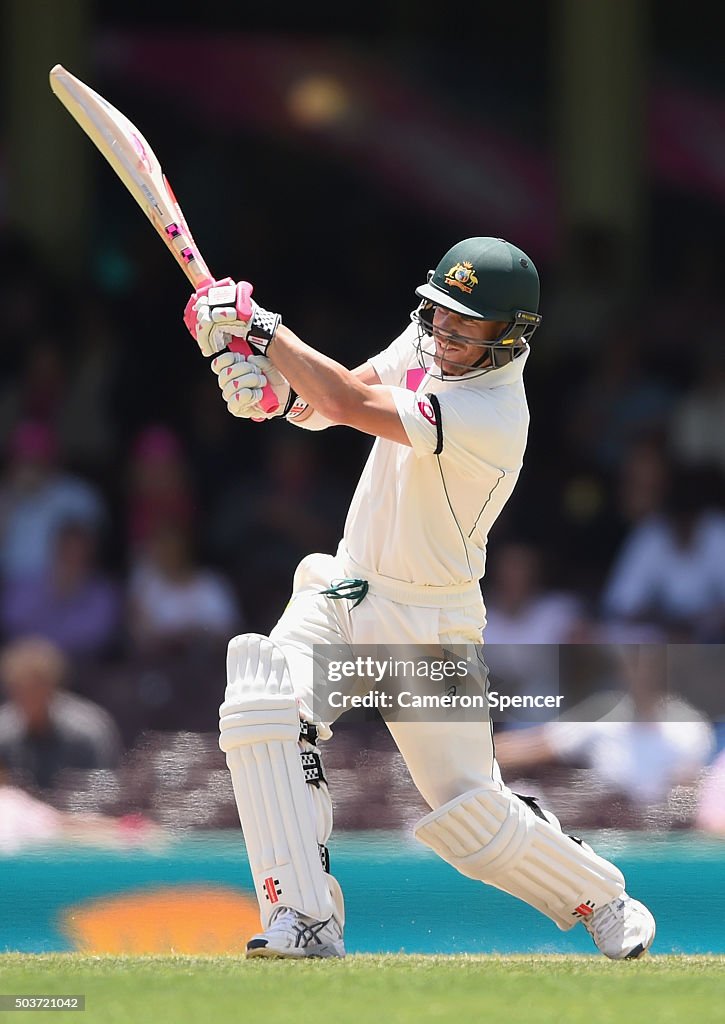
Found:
[265,907,299,937]
[582,896,626,944]
[265,906,339,944]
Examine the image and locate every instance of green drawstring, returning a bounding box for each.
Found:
[320,578,369,609]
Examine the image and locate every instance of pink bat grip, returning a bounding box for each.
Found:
[228,338,280,414]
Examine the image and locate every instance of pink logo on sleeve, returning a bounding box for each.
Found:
[418,399,436,424]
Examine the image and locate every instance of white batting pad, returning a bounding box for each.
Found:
[219,633,335,928]
[415,785,624,930]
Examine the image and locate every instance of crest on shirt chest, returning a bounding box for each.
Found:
[444,261,478,294]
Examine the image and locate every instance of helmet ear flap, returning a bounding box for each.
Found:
[416,299,435,335]
[495,311,542,345]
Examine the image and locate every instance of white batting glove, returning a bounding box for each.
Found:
[211,353,295,419]
[183,277,282,359]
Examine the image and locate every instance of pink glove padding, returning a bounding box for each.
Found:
[232,281,254,323]
[183,277,279,414]
[183,277,254,348]
[182,275,233,338]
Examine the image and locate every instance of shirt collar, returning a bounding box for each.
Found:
[474,347,530,387]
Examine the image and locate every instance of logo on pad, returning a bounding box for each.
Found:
[263,877,282,903]
[572,900,595,919]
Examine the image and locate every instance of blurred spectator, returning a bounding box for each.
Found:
[0,340,66,444]
[209,432,347,627]
[128,524,241,653]
[564,331,673,470]
[483,543,584,645]
[187,374,236,507]
[0,637,122,791]
[0,754,162,854]
[0,293,119,474]
[127,425,195,554]
[0,520,121,658]
[0,753,64,852]
[648,236,724,362]
[494,645,715,810]
[0,421,104,579]
[602,465,725,639]
[0,234,74,414]
[539,224,629,357]
[57,295,120,472]
[670,351,725,472]
[482,543,585,727]
[695,748,725,835]
[616,437,671,527]
[0,230,52,368]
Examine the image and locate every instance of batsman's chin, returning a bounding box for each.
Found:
[433,353,466,377]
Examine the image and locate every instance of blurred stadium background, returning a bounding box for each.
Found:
[0,0,723,954]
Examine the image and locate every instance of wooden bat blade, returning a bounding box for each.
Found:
[49,64,280,414]
[49,63,212,288]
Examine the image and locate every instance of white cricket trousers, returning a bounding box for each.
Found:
[233,548,628,933]
[269,549,504,808]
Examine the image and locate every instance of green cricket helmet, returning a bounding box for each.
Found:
[412,237,542,378]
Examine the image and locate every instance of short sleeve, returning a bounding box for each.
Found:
[391,388,444,457]
[391,382,526,474]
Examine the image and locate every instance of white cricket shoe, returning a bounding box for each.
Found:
[582,892,656,959]
[246,907,346,959]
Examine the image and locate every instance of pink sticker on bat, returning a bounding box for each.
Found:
[164,175,180,206]
[165,223,181,239]
[180,248,195,264]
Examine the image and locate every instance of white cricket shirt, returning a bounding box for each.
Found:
[342,323,530,589]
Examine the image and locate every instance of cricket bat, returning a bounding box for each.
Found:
[49,64,279,412]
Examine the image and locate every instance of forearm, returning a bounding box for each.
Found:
[187,281,379,425]
[269,324,368,424]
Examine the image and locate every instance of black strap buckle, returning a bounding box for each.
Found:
[299,719,318,745]
[301,750,326,786]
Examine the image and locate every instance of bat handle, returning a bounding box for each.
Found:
[228,337,280,414]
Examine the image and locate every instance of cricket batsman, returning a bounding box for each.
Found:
[183,237,656,960]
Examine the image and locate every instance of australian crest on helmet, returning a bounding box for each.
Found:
[445,261,479,295]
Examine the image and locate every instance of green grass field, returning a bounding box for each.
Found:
[0,955,723,1024]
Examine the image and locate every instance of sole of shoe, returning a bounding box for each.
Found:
[624,942,647,959]
[245,944,345,960]
[245,946,309,959]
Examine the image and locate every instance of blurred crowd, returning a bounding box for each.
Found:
[0,214,724,845]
